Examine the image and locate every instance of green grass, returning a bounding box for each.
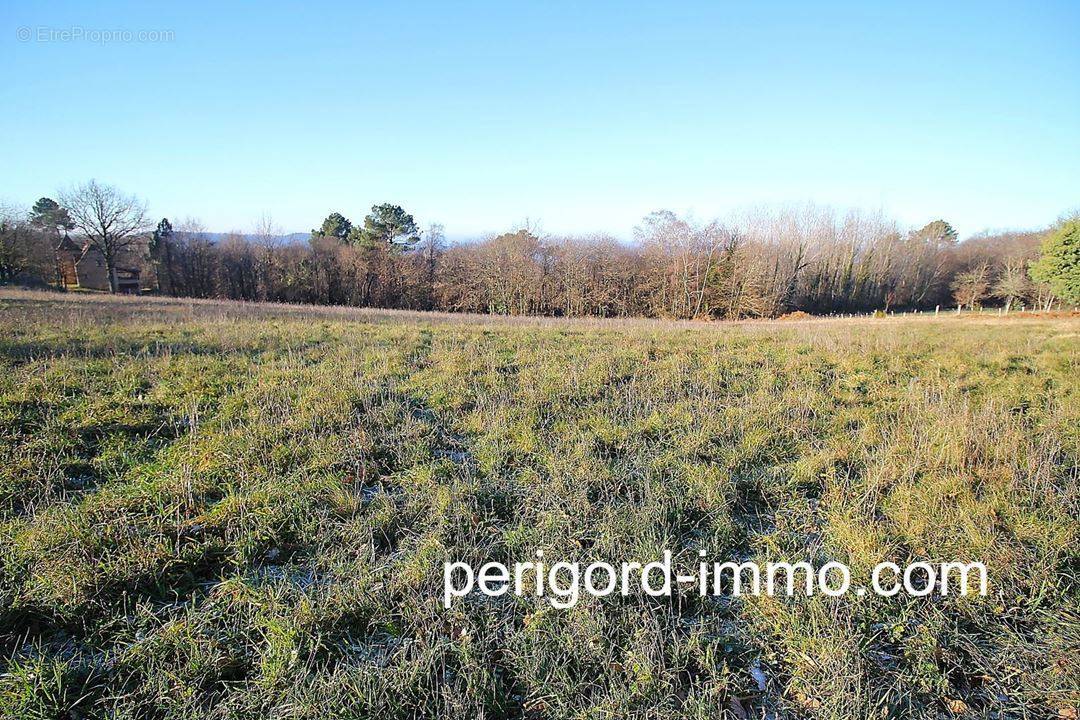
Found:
[0,290,1077,719]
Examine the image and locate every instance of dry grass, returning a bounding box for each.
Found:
[0,289,1077,719]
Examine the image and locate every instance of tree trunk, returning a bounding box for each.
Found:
[104,246,118,293]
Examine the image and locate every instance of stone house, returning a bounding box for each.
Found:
[55,235,143,293]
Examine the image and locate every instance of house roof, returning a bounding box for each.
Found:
[56,234,82,252]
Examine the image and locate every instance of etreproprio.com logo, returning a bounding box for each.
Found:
[444,550,988,609]
[17,26,175,43]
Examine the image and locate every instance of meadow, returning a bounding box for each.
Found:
[0,289,1076,719]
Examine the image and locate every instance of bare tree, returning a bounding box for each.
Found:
[251,212,283,300]
[60,180,150,292]
[951,262,992,310]
[171,218,218,298]
[992,258,1030,312]
[414,223,446,310]
[0,204,52,284]
[103,197,1063,319]
[219,232,259,300]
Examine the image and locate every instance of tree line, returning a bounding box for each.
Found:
[2,180,1077,317]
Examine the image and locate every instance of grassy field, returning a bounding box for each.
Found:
[0,289,1076,719]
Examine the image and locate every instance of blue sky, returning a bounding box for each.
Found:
[3,1,1078,239]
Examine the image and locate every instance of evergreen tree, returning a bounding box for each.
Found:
[1030,219,1080,305]
[354,204,419,252]
[311,212,352,241]
[150,218,176,294]
[29,197,74,241]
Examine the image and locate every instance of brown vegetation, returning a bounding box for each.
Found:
[2,200,1067,319]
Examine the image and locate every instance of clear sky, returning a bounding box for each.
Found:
[3,1,1078,239]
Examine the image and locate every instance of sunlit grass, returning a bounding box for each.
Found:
[0,290,1076,719]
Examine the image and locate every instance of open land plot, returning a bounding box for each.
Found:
[0,290,1077,719]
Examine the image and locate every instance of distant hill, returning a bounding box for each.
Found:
[199,232,310,245]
